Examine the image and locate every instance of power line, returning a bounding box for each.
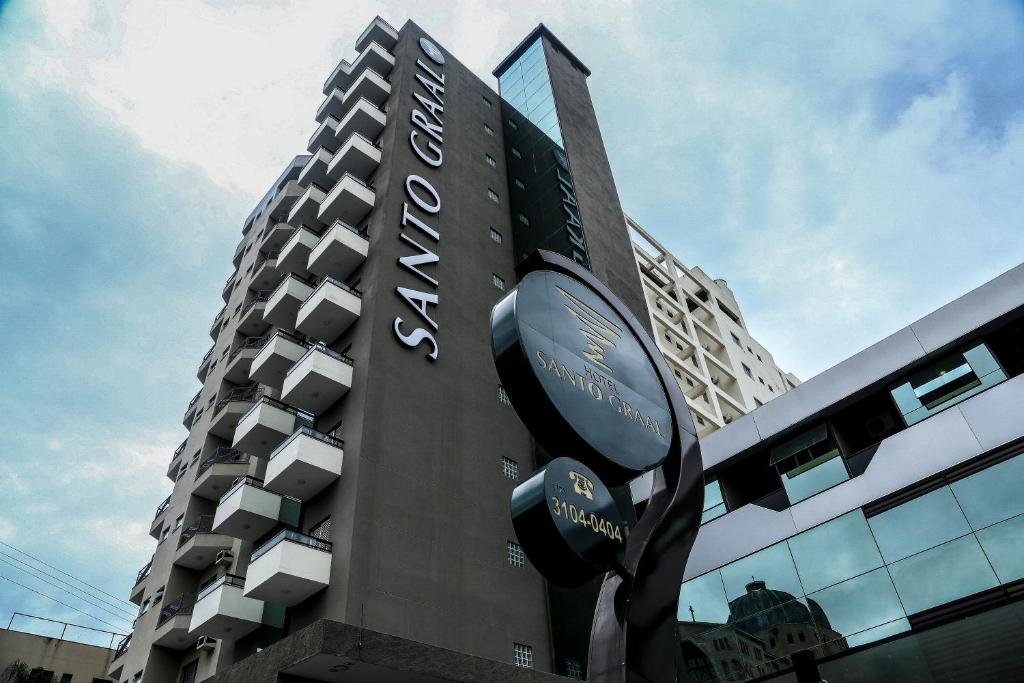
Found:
[0,551,137,619]
[0,555,136,625]
[0,575,129,633]
[0,540,137,609]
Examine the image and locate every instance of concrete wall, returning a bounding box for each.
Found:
[0,630,114,683]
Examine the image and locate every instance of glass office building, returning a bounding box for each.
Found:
[675,266,1024,682]
[497,34,590,268]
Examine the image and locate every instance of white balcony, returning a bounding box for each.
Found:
[276,225,322,279]
[326,132,381,182]
[224,338,266,384]
[334,99,386,150]
[281,344,354,414]
[212,476,283,542]
[249,331,310,389]
[152,595,197,649]
[263,274,316,329]
[298,148,333,190]
[193,448,251,501]
[295,277,362,344]
[189,575,264,640]
[265,427,344,500]
[244,530,332,606]
[315,88,345,125]
[174,515,233,570]
[307,115,339,154]
[262,222,295,253]
[251,252,283,291]
[208,389,262,440]
[265,180,304,223]
[323,40,396,95]
[317,173,375,227]
[307,221,369,281]
[232,396,314,458]
[287,183,328,229]
[237,294,271,337]
[149,495,171,539]
[355,17,398,53]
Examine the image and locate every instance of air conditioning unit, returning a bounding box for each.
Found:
[214,550,234,568]
[196,636,217,652]
[724,416,733,424]
[712,377,720,386]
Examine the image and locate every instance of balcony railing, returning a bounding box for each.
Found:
[219,475,268,504]
[268,272,319,303]
[153,495,172,520]
[228,336,269,363]
[237,396,315,430]
[197,573,246,602]
[339,171,375,192]
[177,515,215,548]
[214,386,263,414]
[304,275,363,301]
[187,390,201,410]
[172,439,187,462]
[254,249,282,271]
[213,306,226,325]
[251,528,332,562]
[285,343,354,379]
[269,426,344,461]
[134,560,152,586]
[156,593,195,627]
[239,291,273,318]
[197,447,249,476]
[113,633,131,660]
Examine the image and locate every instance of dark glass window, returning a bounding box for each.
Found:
[867,486,971,563]
[887,535,998,614]
[787,511,883,593]
[949,453,1024,529]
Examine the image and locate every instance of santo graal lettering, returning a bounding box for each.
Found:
[393,39,448,361]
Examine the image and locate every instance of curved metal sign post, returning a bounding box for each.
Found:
[490,251,705,683]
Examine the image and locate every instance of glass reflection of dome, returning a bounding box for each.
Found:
[726,580,832,633]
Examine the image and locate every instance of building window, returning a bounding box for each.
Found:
[508,541,526,567]
[754,398,764,407]
[179,661,198,683]
[492,274,506,291]
[511,146,522,159]
[731,332,741,345]
[487,188,500,204]
[152,586,165,604]
[702,393,710,404]
[482,95,492,107]
[484,124,494,136]
[758,377,765,385]
[518,213,530,226]
[757,353,763,362]
[502,457,519,480]
[742,364,752,378]
[309,516,332,542]
[514,178,526,190]
[174,514,184,530]
[701,479,727,524]
[565,659,584,679]
[131,673,142,683]
[771,423,849,504]
[489,228,503,244]
[485,154,497,167]
[508,118,519,130]
[139,599,150,615]
[890,342,1006,427]
[696,415,705,426]
[498,385,512,407]
[159,526,169,543]
[513,643,534,668]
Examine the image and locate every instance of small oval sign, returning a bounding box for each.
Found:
[419,37,445,65]
[491,270,673,484]
[511,457,627,586]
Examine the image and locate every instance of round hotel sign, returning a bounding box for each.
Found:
[491,270,673,485]
[511,458,627,586]
[419,37,445,65]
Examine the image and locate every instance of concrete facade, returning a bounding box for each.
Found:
[0,629,114,683]
[112,15,649,683]
[628,216,799,440]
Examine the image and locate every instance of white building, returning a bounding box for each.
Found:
[629,215,799,438]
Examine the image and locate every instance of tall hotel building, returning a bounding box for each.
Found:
[110,16,652,683]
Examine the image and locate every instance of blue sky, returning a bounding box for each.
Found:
[1,0,1022,642]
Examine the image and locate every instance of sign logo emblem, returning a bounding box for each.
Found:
[558,286,622,374]
[569,471,595,500]
[419,37,445,65]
